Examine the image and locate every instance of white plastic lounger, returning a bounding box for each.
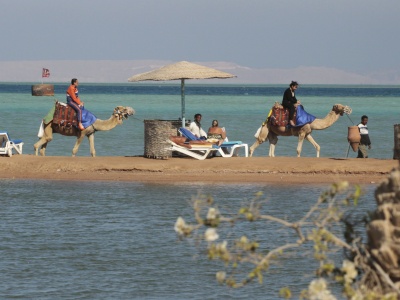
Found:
[179,127,248,158]
[168,140,217,160]
[217,141,249,157]
[0,132,24,157]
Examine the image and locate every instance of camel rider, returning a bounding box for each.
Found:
[66,78,85,131]
[282,81,301,127]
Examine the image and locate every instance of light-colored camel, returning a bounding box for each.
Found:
[249,104,351,157]
[34,106,135,157]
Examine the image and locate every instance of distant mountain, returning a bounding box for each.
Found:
[0,60,399,84]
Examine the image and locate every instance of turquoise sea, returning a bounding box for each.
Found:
[0,83,398,299]
[1,83,400,158]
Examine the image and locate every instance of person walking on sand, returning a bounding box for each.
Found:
[282,81,301,127]
[66,78,85,131]
[357,115,371,158]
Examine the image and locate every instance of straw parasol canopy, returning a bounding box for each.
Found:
[128,61,236,127]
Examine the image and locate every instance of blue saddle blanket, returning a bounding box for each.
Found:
[295,105,316,127]
[81,107,97,128]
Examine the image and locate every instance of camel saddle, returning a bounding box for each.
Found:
[52,101,78,128]
[269,102,295,126]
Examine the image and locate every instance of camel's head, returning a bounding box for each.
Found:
[113,106,135,123]
[332,104,352,116]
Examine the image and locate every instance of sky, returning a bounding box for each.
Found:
[1,0,400,83]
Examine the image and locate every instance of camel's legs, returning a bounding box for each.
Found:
[269,144,274,157]
[88,134,96,157]
[249,125,269,157]
[72,133,86,157]
[296,133,306,157]
[33,140,42,156]
[249,140,262,157]
[71,133,96,157]
[34,138,51,156]
[39,142,48,156]
[268,133,278,157]
[33,124,53,156]
[305,135,320,158]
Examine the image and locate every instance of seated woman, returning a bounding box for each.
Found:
[207,120,226,146]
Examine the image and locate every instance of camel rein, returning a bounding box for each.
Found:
[343,105,355,125]
[344,106,356,158]
[346,114,355,125]
[132,116,143,122]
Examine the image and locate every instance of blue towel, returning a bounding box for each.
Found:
[295,105,316,127]
[213,142,242,149]
[221,141,242,146]
[81,107,97,128]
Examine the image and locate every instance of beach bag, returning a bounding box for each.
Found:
[254,126,262,138]
[37,121,44,138]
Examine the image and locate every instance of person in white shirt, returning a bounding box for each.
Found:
[189,113,207,139]
[357,115,371,158]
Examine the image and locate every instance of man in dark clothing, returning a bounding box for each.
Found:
[357,115,371,158]
[282,81,300,126]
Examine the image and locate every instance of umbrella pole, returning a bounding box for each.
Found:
[181,79,185,128]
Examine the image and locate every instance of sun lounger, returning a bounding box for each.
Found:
[167,140,217,160]
[178,127,248,157]
[0,132,24,157]
[216,141,249,157]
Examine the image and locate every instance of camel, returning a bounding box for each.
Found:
[249,104,352,157]
[34,106,135,157]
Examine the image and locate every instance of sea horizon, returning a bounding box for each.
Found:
[1,59,399,85]
[2,81,400,87]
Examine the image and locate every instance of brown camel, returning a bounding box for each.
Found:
[34,106,135,157]
[249,104,352,157]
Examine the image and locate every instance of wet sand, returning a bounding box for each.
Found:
[0,155,398,185]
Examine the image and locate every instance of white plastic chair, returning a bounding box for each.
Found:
[0,132,24,157]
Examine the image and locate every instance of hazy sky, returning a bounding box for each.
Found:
[2,0,399,73]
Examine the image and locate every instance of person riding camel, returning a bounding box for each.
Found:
[282,81,301,127]
[66,78,85,131]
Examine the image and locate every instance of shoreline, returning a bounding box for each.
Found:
[0,155,398,185]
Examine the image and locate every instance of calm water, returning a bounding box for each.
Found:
[0,83,397,298]
[0,180,375,299]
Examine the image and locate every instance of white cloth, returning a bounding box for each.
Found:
[222,128,228,142]
[37,121,44,138]
[254,126,262,138]
[189,121,207,138]
[358,123,368,135]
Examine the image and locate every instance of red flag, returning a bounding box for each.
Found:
[42,68,50,78]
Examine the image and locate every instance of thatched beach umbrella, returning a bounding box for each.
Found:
[128,61,236,127]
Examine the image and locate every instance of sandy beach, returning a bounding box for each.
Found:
[0,155,398,185]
